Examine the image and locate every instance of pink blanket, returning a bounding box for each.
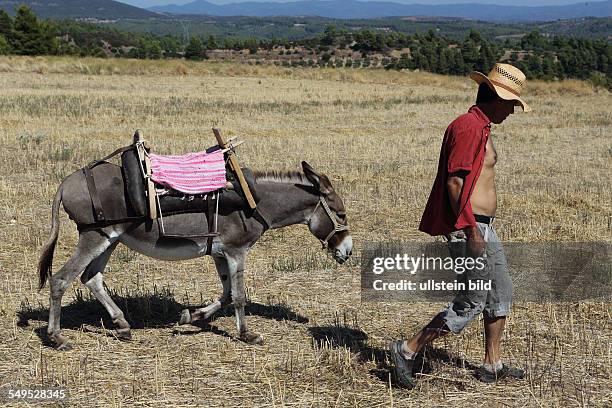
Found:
[150,150,226,194]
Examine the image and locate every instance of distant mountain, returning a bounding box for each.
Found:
[0,0,162,19]
[150,0,612,22]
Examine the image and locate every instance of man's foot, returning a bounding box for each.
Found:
[389,340,416,389]
[474,364,525,383]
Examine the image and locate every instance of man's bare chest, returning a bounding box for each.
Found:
[484,137,498,168]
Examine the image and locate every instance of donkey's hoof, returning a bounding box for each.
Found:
[56,342,74,351]
[179,309,192,325]
[240,331,264,345]
[116,329,132,342]
[50,333,73,351]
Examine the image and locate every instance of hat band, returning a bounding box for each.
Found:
[490,79,521,98]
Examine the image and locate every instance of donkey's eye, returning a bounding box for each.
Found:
[337,212,346,220]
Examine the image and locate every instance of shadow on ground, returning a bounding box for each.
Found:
[308,324,478,386]
[17,287,309,346]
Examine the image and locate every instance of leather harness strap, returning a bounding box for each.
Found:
[83,166,105,222]
[87,145,135,169]
[253,207,271,231]
[205,192,217,256]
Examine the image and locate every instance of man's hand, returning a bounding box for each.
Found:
[464,226,486,257]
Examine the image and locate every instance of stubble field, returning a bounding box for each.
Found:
[0,56,610,407]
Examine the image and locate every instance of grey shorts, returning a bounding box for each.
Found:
[438,222,513,334]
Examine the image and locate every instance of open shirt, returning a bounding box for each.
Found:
[419,105,491,236]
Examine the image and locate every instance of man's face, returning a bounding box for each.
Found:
[489,98,516,124]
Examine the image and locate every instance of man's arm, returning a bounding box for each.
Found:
[446,175,464,216]
[447,174,485,255]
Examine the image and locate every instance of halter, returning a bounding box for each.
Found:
[307,195,349,249]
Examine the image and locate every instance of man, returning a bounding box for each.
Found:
[390,63,531,388]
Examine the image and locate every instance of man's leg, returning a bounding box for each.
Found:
[475,312,524,382]
[389,226,490,388]
[473,226,524,382]
[404,313,450,356]
[483,314,505,366]
[389,315,449,389]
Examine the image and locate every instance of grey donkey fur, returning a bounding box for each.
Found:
[38,161,353,350]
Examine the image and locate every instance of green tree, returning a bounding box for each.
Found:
[244,36,258,54]
[184,36,205,60]
[0,10,12,40]
[160,35,181,58]
[0,35,10,55]
[437,46,450,74]
[206,35,218,50]
[450,49,466,75]
[322,24,337,46]
[136,37,162,59]
[461,39,480,71]
[476,41,497,73]
[541,53,556,80]
[11,6,56,55]
[521,31,546,51]
[468,29,482,44]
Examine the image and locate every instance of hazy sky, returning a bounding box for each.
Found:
[122,0,608,8]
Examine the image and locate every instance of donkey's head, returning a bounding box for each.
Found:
[301,161,353,264]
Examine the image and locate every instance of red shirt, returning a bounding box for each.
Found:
[419,105,491,236]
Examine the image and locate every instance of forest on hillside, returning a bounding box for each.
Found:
[0,6,609,88]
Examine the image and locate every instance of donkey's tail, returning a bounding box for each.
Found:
[38,185,62,290]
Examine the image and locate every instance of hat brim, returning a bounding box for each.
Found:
[470,71,532,112]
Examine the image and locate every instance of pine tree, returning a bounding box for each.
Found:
[0,10,12,40]
[437,46,450,74]
[11,6,49,55]
[184,36,205,61]
[207,35,218,50]
[461,39,480,71]
[477,42,497,73]
[468,29,482,44]
[541,53,556,80]
[0,35,10,55]
[322,25,337,46]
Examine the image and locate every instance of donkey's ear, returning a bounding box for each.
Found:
[302,161,332,195]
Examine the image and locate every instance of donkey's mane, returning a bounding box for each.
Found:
[253,170,312,185]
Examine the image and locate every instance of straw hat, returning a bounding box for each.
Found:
[470,63,531,112]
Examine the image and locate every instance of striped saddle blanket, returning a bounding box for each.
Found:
[149,149,226,194]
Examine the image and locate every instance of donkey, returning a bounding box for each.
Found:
[38,161,352,350]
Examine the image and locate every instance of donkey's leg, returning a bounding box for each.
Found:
[180,257,232,325]
[48,230,112,350]
[228,253,263,345]
[80,242,132,341]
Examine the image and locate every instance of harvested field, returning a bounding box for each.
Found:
[0,56,610,407]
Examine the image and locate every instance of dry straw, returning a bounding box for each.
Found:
[0,56,609,407]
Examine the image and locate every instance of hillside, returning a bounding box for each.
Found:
[111,15,612,41]
[0,0,162,19]
[151,0,612,22]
